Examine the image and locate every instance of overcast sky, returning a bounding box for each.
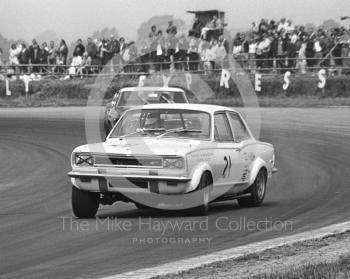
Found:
[1,0,349,42]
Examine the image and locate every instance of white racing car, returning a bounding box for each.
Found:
[69,104,277,218]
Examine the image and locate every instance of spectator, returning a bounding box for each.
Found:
[28,39,41,73]
[109,35,120,56]
[155,30,165,71]
[208,15,218,28]
[119,37,127,67]
[314,34,324,68]
[123,41,138,73]
[98,39,110,65]
[86,37,97,59]
[219,35,229,55]
[68,54,82,76]
[215,38,228,69]
[268,32,279,69]
[39,42,49,73]
[57,39,68,73]
[202,42,216,74]
[285,19,295,33]
[305,34,316,68]
[232,32,243,59]
[256,33,271,69]
[73,38,85,57]
[149,25,158,60]
[296,34,307,73]
[189,16,203,38]
[174,35,188,70]
[109,35,121,70]
[277,18,288,33]
[76,52,92,76]
[248,36,258,71]
[0,48,4,72]
[166,21,177,36]
[286,33,298,69]
[47,41,57,73]
[251,22,259,35]
[258,19,269,34]
[18,44,29,73]
[140,42,150,72]
[9,43,20,73]
[188,37,199,71]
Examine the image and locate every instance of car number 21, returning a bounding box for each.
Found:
[223,155,232,178]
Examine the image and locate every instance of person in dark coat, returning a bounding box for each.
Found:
[57,39,68,73]
[86,37,97,59]
[39,42,49,73]
[18,43,29,73]
[28,39,41,73]
[73,39,85,57]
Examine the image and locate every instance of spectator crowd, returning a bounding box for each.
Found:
[1,15,350,78]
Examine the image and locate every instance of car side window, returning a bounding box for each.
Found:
[214,113,234,142]
[228,112,250,142]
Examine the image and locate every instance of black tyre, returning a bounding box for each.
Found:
[238,169,267,207]
[72,186,100,218]
[193,172,212,216]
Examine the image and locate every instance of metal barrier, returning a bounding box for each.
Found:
[1,56,350,77]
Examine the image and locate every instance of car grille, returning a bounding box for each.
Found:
[94,155,163,168]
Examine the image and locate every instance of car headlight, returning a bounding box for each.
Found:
[74,153,94,167]
[163,157,184,169]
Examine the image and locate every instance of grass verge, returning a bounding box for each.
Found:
[155,232,350,279]
[254,258,350,279]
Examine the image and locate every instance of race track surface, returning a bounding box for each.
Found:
[0,107,349,278]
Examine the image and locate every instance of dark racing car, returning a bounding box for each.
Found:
[104,87,189,135]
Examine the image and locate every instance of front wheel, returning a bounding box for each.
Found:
[238,169,267,207]
[193,172,212,216]
[72,186,100,218]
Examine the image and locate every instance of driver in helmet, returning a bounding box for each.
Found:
[143,112,163,129]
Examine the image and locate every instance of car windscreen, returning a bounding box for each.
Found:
[117,90,187,106]
[110,109,210,139]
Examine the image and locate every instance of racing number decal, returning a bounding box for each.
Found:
[223,155,232,178]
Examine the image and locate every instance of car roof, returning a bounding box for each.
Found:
[120,87,186,93]
[127,103,239,114]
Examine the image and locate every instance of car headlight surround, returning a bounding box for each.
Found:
[74,153,94,167]
[163,157,184,169]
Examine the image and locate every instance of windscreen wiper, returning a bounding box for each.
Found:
[119,128,166,139]
[157,128,202,138]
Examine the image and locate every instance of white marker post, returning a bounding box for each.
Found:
[20,75,31,99]
[5,79,11,96]
[255,73,262,92]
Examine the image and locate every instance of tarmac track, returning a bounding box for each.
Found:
[0,107,349,278]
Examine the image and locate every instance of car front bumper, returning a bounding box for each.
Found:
[68,171,193,195]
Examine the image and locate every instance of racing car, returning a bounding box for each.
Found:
[103,87,189,135]
[69,104,277,218]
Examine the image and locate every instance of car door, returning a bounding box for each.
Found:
[227,111,254,185]
[213,112,245,193]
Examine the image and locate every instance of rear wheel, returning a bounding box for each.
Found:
[193,172,212,216]
[238,169,267,207]
[72,186,100,218]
